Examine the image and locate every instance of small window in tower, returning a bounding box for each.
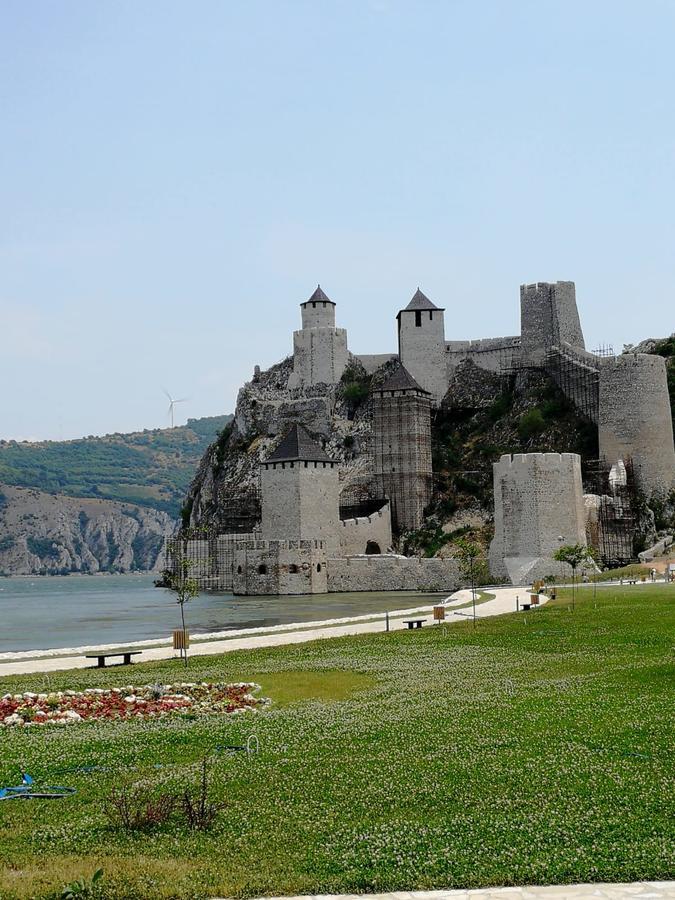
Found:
[312,301,316,308]
[258,564,267,575]
[317,563,322,572]
[415,310,422,327]
[237,565,242,574]
[289,564,299,574]
[429,310,433,320]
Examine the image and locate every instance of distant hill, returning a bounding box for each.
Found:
[0,415,232,518]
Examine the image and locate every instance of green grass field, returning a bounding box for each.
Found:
[1,584,673,899]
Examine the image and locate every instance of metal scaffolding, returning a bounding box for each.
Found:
[583,457,638,567]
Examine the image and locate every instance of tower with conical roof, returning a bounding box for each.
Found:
[260,424,340,553]
[397,288,448,403]
[288,285,349,389]
[371,363,433,532]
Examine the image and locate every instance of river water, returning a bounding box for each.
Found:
[0,575,443,653]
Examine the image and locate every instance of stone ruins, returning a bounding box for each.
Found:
[168,280,675,592]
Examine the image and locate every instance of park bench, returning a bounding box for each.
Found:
[402,619,425,630]
[85,650,142,668]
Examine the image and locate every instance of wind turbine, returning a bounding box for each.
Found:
[162,388,188,428]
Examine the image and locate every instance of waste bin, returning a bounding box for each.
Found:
[173,629,190,651]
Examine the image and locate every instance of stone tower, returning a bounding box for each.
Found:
[489,452,588,585]
[287,285,349,388]
[598,353,675,498]
[520,281,585,366]
[372,364,433,532]
[261,424,340,554]
[397,288,447,404]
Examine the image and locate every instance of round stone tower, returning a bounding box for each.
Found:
[396,288,447,404]
[288,285,349,388]
[489,452,588,585]
[598,353,675,498]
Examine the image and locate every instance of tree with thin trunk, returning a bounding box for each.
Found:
[164,556,199,667]
[552,543,595,611]
[455,538,482,629]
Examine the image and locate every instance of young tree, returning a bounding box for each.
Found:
[552,543,595,610]
[455,538,482,628]
[163,556,199,666]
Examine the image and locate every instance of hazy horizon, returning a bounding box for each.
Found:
[3,1,675,441]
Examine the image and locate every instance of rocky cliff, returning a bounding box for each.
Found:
[0,484,173,576]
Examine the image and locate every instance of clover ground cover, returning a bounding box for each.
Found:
[0,584,673,899]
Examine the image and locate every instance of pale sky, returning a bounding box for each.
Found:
[2,0,674,441]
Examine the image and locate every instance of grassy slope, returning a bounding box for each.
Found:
[0,416,231,517]
[0,584,673,899]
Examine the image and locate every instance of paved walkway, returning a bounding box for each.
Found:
[239,884,675,900]
[0,586,542,678]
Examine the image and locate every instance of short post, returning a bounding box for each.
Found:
[516,594,519,612]
[385,611,390,633]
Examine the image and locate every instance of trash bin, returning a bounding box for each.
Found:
[173,629,189,651]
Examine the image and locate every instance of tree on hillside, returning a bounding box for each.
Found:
[553,543,596,610]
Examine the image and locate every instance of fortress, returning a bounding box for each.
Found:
[167,280,675,593]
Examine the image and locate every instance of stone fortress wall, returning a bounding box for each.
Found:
[338,503,393,556]
[489,453,588,585]
[232,539,327,595]
[326,555,460,593]
[445,336,521,374]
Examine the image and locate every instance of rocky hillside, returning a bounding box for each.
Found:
[0,415,232,517]
[0,484,173,576]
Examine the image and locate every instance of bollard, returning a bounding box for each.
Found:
[385,611,390,633]
[516,594,519,612]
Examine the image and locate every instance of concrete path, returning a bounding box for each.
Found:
[0,586,544,678]
[238,884,675,900]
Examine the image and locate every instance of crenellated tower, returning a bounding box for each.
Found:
[397,288,447,403]
[287,285,349,388]
[372,364,433,532]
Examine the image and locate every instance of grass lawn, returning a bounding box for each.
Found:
[0,585,673,899]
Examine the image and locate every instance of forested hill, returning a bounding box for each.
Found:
[0,415,232,517]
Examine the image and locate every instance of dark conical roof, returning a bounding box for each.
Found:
[303,284,335,305]
[375,363,430,395]
[266,424,333,463]
[401,287,443,312]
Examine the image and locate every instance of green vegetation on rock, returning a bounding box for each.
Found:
[0,416,231,517]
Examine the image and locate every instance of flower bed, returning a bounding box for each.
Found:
[1,682,267,727]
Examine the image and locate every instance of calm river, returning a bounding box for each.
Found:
[0,575,442,653]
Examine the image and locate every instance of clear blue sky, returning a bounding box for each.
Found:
[2,0,674,440]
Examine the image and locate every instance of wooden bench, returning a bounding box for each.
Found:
[85,650,142,668]
[402,619,425,630]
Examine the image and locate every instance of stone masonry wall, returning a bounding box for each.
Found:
[489,452,587,585]
[446,336,521,374]
[338,503,393,556]
[261,461,341,555]
[327,555,460,593]
[520,282,585,367]
[598,353,675,498]
[398,308,448,402]
[232,540,327,595]
[291,326,349,388]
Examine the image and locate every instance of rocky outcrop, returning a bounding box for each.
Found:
[0,484,173,576]
[184,355,383,532]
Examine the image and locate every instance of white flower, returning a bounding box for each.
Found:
[3,713,23,726]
